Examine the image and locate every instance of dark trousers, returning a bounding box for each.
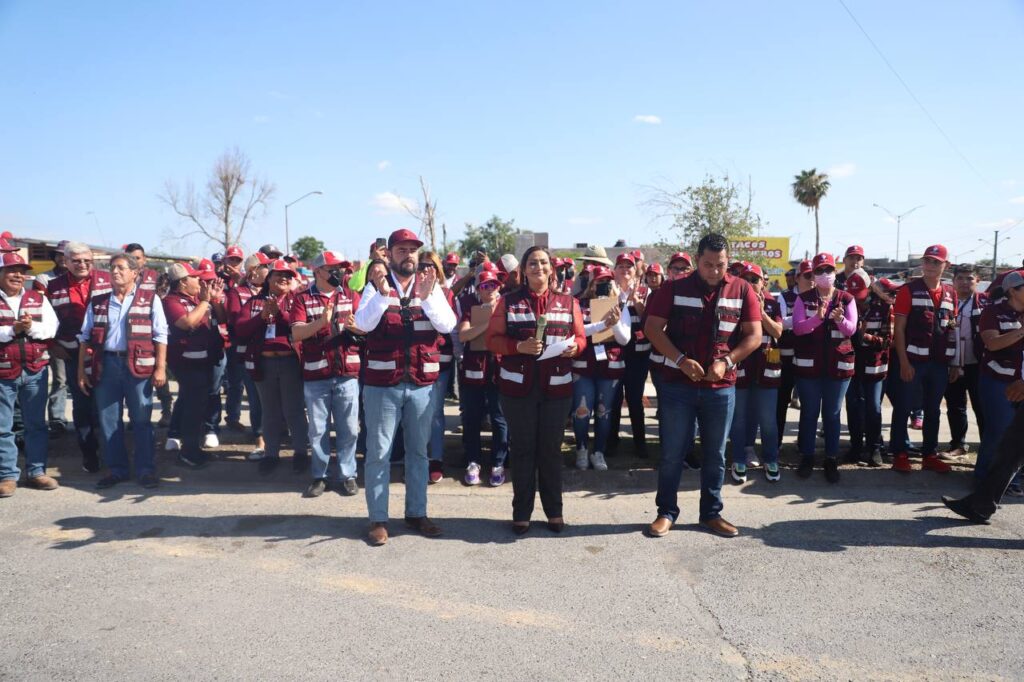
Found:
[776,362,797,447]
[845,376,884,452]
[963,404,1024,518]
[65,347,99,460]
[609,354,649,445]
[501,381,571,523]
[945,363,983,449]
[173,364,212,464]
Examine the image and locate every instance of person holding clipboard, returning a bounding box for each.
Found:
[571,265,631,471]
[486,246,586,535]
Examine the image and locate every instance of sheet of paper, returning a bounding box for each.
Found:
[538,337,573,361]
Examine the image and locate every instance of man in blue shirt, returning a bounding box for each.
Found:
[78,253,169,489]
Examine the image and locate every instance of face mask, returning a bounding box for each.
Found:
[326,269,342,288]
[814,272,836,288]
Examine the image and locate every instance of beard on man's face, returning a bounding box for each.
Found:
[395,258,417,277]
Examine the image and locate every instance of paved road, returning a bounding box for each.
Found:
[2,399,1021,680]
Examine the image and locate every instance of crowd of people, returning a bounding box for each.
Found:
[1,229,1022,543]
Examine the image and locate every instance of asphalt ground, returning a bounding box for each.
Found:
[1,391,1022,680]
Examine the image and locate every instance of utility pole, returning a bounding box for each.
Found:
[992,230,999,282]
[873,203,924,262]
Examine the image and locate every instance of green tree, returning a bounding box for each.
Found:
[459,215,519,261]
[642,174,765,254]
[791,168,831,254]
[290,235,326,262]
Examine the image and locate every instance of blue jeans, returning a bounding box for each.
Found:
[656,382,734,522]
[889,360,947,456]
[976,373,1016,480]
[363,381,433,523]
[0,369,49,480]
[47,356,68,425]
[846,377,884,451]
[94,354,155,479]
[795,376,851,458]
[730,384,779,465]
[304,376,359,482]
[226,346,262,435]
[572,374,619,453]
[428,368,450,462]
[460,381,508,467]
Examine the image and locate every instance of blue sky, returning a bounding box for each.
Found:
[1,1,1022,264]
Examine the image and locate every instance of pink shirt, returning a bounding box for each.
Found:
[793,294,858,337]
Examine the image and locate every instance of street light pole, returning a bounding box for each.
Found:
[284,191,323,255]
[873,203,924,262]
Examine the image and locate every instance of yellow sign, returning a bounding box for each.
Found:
[729,237,791,289]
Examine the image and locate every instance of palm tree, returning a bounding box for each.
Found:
[792,169,831,254]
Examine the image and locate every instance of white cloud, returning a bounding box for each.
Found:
[633,114,662,125]
[1009,196,1024,205]
[371,191,416,214]
[827,162,857,178]
[377,160,391,172]
[568,217,600,226]
[253,115,271,124]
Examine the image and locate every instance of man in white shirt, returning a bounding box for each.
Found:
[354,229,457,546]
[0,253,59,497]
[945,264,985,456]
[77,253,169,489]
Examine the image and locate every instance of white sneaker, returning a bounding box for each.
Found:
[464,462,481,486]
[590,451,608,471]
[575,448,589,470]
[203,433,219,449]
[164,438,181,451]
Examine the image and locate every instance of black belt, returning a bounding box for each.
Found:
[104,350,129,357]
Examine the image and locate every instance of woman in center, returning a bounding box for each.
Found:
[487,246,586,535]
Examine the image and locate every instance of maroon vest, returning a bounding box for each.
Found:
[459,293,499,387]
[46,270,112,350]
[904,279,957,365]
[659,274,749,385]
[736,294,782,389]
[362,285,442,387]
[164,292,223,369]
[979,301,1024,382]
[572,297,625,380]
[85,286,158,382]
[855,296,892,382]
[0,290,50,380]
[793,289,856,379]
[293,285,361,381]
[497,289,575,398]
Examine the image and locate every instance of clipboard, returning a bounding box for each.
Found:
[589,296,617,343]
[469,303,493,351]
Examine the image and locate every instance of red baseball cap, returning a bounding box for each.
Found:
[631,249,644,260]
[591,265,613,282]
[615,252,636,267]
[0,252,31,271]
[444,252,460,265]
[812,252,836,270]
[197,258,218,281]
[310,251,350,269]
[167,262,199,282]
[0,231,12,240]
[480,261,499,273]
[742,263,765,280]
[552,257,565,268]
[267,259,298,277]
[798,259,814,275]
[477,270,499,285]
[387,228,423,249]
[845,245,865,257]
[647,263,664,276]
[225,245,244,261]
[845,268,871,300]
[922,244,949,263]
[668,252,692,266]
[0,238,17,253]
[562,258,575,268]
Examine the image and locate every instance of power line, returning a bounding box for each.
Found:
[836,0,991,189]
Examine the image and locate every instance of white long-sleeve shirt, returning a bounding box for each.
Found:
[583,303,631,345]
[0,288,58,343]
[354,273,457,335]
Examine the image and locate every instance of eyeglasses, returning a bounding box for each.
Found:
[800,273,813,280]
[71,258,93,265]
[479,282,499,291]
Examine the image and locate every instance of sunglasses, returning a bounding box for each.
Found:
[800,273,813,280]
[479,282,499,291]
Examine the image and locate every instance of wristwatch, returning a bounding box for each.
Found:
[722,355,736,371]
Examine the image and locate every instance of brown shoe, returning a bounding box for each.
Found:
[368,522,388,546]
[0,479,15,498]
[26,475,59,491]
[646,516,673,538]
[404,516,443,537]
[700,517,739,538]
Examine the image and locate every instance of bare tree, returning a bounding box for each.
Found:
[160,147,275,251]
[403,175,438,251]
